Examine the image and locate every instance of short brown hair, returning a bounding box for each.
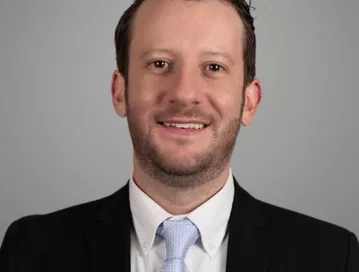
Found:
[114,0,256,87]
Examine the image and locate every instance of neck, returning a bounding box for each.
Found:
[132,158,231,215]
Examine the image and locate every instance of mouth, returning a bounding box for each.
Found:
[157,120,210,137]
[158,121,209,130]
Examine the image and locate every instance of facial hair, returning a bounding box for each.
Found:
[126,104,243,189]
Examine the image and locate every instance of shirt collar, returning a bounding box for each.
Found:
[129,178,172,255]
[187,171,234,258]
[129,169,235,258]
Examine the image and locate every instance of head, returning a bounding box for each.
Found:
[111,0,262,187]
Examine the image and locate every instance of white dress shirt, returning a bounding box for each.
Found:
[129,170,235,272]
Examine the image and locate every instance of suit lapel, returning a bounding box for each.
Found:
[226,179,275,272]
[82,178,275,272]
[85,183,132,272]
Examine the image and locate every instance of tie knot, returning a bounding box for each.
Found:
[157,218,200,260]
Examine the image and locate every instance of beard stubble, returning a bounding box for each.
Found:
[127,105,242,188]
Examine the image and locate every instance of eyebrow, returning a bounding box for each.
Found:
[140,49,174,59]
[202,51,236,65]
[140,49,235,65]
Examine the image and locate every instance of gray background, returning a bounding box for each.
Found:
[0,0,358,244]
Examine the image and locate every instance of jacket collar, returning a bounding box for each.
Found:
[85,184,132,272]
[84,177,275,272]
[225,178,275,272]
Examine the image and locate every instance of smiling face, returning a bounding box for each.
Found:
[112,0,261,187]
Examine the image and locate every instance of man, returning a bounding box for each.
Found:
[1,0,358,271]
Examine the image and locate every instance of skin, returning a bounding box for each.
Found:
[111,0,262,215]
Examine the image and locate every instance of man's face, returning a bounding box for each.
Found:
[112,0,261,186]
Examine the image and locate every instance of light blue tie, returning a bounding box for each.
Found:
[156,218,200,272]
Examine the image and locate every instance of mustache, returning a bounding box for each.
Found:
[154,106,215,123]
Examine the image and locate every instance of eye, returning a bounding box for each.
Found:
[150,60,169,69]
[206,63,225,73]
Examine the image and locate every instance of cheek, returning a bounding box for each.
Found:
[127,74,159,111]
[129,73,176,110]
[207,81,243,119]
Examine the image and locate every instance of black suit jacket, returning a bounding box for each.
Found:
[1,179,358,271]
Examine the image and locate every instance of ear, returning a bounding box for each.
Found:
[111,70,127,117]
[241,78,262,126]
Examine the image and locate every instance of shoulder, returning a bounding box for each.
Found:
[233,180,355,241]
[2,184,129,245]
[257,199,358,254]
[259,199,352,237]
[14,193,110,230]
[255,200,359,268]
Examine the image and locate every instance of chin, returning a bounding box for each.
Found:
[161,143,208,156]
[155,152,208,174]
[158,163,204,177]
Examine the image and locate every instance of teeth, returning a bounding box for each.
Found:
[163,123,205,129]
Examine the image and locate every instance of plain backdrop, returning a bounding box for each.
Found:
[0,0,358,244]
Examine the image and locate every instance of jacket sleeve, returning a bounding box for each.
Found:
[346,231,359,272]
[0,219,20,272]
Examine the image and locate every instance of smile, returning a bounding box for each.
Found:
[161,122,206,130]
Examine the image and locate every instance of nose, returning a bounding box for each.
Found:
[165,68,204,106]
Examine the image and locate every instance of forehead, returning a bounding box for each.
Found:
[130,0,245,58]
